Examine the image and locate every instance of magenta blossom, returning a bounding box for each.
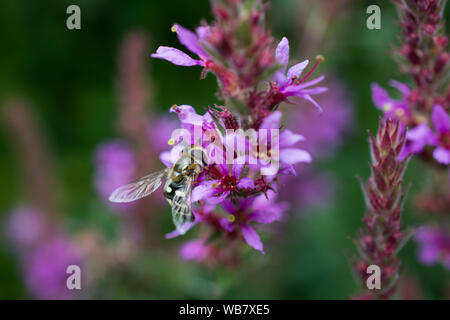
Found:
[151,24,211,67]
[415,226,450,269]
[400,105,450,165]
[192,163,254,204]
[223,111,312,176]
[258,111,312,175]
[371,80,413,123]
[220,190,289,254]
[273,37,327,113]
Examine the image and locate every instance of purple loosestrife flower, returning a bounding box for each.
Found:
[24,235,83,299]
[415,226,450,269]
[151,23,237,94]
[400,105,450,165]
[221,190,289,253]
[258,111,312,172]
[152,24,211,67]
[192,164,254,205]
[272,37,327,113]
[371,81,413,125]
[225,111,312,176]
[110,0,324,263]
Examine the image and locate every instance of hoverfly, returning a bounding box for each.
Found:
[109,145,208,234]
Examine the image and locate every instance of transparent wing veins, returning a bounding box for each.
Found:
[108,169,169,203]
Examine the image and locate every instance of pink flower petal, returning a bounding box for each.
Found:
[237,177,254,189]
[171,104,204,125]
[389,80,411,96]
[191,180,219,202]
[260,111,282,130]
[196,26,211,40]
[406,124,438,146]
[233,163,244,177]
[159,151,174,167]
[433,147,450,165]
[280,148,312,165]
[371,83,391,110]
[432,105,450,135]
[248,210,281,224]
[286,60,309,80]
[151,46,204,66]
[295,75,325,90]
[165,221,196,239]
[279,162,296,176]
[173,24,208,59]
[241,225,264,254]
[275,37,289,66]
[279,129,305,147]
[303,95,324,114]
[206,190,230,204]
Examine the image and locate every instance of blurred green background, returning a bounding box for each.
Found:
[0,0,449,299]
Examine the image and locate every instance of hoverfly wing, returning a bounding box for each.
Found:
[171,176,195,235]
[109,169,169,203]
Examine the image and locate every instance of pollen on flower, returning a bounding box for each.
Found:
[316,55,325,63]
[171,104,178,111]
[382,102,393,112]
[171,25,178,33]
[227,215,235,223]
[168,138,175,146]
[211,182,219,188]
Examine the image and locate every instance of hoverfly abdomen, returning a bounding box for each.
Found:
[163,179,185,202]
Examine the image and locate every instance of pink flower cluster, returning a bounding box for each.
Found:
[149,0,327,260]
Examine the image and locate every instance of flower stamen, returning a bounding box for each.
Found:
[297,55,324,84]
